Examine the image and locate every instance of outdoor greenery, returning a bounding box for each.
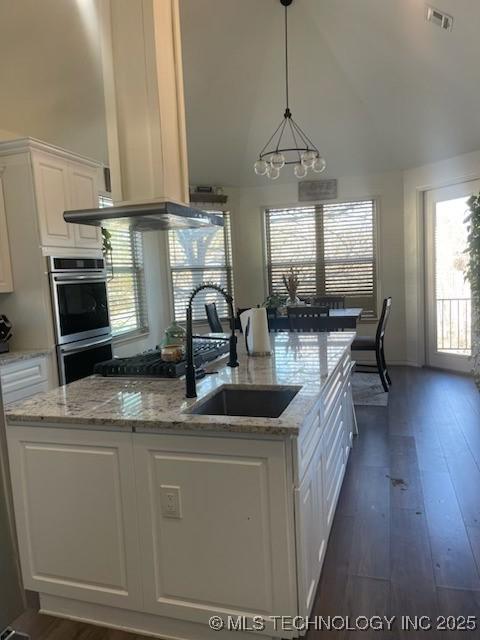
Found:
[465,193,480,388]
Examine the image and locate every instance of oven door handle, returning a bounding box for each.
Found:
[53,275,107,283]
[59,336,112,355]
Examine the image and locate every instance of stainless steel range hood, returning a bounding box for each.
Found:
[64,200,224,231]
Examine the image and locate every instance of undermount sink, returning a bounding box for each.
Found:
[186,386,300,418]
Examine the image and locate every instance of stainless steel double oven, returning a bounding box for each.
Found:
[48,256,113,385]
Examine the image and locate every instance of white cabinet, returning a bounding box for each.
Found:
[295,438,326,617]
[7,427,143,610]
[133,432,297,632]
[32,151,75,248]
[0,167,13,292]
[5,349,356,638]
[31,149,101,251]
[69,161,102,248]
[0,355,49,405]
[294,351,354,614]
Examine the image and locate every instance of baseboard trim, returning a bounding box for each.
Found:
[39,595,277,640]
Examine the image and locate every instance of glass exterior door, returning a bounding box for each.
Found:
[425,182,478,372]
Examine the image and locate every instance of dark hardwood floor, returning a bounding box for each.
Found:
[311,365,480,639]
[12,366,480,639]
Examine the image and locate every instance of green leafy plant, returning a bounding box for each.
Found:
[263,293,286,309]
[465,194,480,388]
[102,227,112,256]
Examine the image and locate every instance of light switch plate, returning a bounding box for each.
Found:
[160,485,182,519]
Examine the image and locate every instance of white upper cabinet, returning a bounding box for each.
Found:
[0,140,102,254]
[69,161,102,248]
[32,150,75,248]
[0,167,14,292]
[31,148,102,251]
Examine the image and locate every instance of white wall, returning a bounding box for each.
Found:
[227,171,407,364]
[403,149,480,366]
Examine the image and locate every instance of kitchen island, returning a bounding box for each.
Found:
[6,332,356,640]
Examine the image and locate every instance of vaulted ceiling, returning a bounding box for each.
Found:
[0,1,479,188]
[0,0,107,163]
[180,0,480,186]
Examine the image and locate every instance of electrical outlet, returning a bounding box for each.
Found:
[160,485,182,519]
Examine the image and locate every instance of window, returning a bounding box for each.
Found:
[100,197,149,337]
[168,212,234,322]
[265,200,377,316]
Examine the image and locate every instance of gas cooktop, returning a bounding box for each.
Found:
[94,337,230,379]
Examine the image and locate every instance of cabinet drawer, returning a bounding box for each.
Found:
[322,363,343,422]
[298,400,322,479]
[325,440,345,529]
[324,402,344,498]
[1,357,48,404]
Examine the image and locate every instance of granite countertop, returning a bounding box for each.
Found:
[0,349,51,367]
[5,332,355,436]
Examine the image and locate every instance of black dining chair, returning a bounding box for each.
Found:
[205,302,223,333]
[287,306,330,332]
[351,297,392,392]
[310,295,345,309]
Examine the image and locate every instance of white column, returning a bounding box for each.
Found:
[99,0,189,205]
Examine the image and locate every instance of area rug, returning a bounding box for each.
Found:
[352,373,389,406]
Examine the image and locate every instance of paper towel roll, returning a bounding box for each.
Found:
[239,307,271,356]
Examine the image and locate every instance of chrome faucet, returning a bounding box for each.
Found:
[185,283,239,398]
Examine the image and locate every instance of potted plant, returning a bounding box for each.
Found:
[465,193,480,389]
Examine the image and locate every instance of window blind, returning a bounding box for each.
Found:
[168,213,234,322]
[265,200,377,317]
[100,197,149,337]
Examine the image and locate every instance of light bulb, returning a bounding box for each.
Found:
[312,156,326,173]
[267,164,280,180]
[270,152,285,169]
[294,163,308,179]
[254,159,269,176]
[301,150,316,168]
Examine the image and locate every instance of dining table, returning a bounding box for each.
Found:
[267,307,363,332]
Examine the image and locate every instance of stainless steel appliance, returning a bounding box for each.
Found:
[0,380,29,639]
[48,257,113,385]
[94,337,230,379]
[63,200,224,232]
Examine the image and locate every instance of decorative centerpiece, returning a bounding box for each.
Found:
[282,266,302,306]
[0,314,12,353]
[465,193,480,389]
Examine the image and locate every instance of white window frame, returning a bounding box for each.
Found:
[262,197,380,320]
[167,211,234,324]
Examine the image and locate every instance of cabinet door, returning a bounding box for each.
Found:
[0,167,13,292]
[69,162,101,249]
[1,356,49,405]
[133,433,297,631]
[32,152,74,247]
[295,439,326,617]
[7,427,142,610]
[343,379,354,458]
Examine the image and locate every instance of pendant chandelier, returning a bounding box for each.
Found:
[254,0,326,180]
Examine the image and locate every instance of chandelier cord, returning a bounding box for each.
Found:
[284,3,289,111]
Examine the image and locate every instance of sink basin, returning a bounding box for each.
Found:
[187,386,300,418]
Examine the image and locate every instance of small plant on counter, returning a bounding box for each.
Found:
[465,193,480,389]
[282,266,301,306]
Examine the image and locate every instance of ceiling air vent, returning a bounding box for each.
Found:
[426,5,453,31]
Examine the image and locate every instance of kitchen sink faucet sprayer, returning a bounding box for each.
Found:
[185,283,239,398]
